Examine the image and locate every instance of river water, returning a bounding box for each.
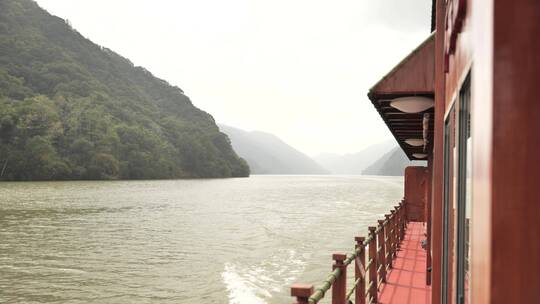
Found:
[0,175,403,304]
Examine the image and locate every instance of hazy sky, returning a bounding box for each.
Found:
[35,0,432,156]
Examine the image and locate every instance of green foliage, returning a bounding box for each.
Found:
[0,0,249,180]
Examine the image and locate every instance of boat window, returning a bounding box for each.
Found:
[456,73,472,304]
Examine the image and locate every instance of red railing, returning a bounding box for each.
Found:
[291,200,407,304]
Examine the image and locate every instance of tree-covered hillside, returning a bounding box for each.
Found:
[0,0,249,180]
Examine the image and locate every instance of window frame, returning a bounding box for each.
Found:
[442,104,455,304]
[456,73,472,304]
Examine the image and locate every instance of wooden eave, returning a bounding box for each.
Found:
[367,33,436,160]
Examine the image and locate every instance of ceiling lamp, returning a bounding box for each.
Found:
[390,96,434,113]
[413,153,428,159]
[405,138,424,146]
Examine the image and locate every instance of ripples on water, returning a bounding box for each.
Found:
[0,175,403,304]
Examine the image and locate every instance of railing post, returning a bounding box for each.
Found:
[291,284,314,304]
[390,210,397,256]
[396,206,401,250]
[377,220,387,283]
[355,237,366,304]
[400,201,406,240]
[368,226,378,303]
[384,214,393,269]
[332,253,347,304]
[394,206,401,248]
[401,198,407,224]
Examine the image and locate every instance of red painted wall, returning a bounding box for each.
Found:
[404,166,428,222]
[433,0,540,303]
[479,1,540,303]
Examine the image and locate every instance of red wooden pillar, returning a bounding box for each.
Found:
[425,159,432,286]
[431,0,446,301]
[471,1,540,303]
[332,253,347,304]
[291,284,313,304]
[355,237,366,304]
[368,226,378,303]
[377,220,387,283]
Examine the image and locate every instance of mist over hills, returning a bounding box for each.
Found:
[219,125,329,175]
[220,124,421,176]
[314,140,426,176]
[0,0,249,180]
[313,140,396,175]
[363,147,426,176]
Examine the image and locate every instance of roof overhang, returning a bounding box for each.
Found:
[367,33,435,161]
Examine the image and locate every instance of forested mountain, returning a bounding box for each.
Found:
[313,140,395,174]
[362,147,425,176]
[219,125,329,175]
[0,0,249,180]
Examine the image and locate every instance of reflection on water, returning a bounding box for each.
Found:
[0,175,403,304]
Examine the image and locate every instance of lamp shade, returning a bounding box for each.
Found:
[405,138,424,146]
[390,96,434,113]
[412,153,428,159]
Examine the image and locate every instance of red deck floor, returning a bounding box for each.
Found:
[379,221,431,304]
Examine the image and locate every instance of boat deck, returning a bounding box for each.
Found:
[379,221,431,304]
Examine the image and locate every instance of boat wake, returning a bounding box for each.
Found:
[222,263,267,304]
[221,249,307,304]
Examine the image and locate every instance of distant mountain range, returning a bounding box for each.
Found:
[221,125,425,176]
[362,147,426,176]
[313,140,396,175]
[219,125,329,174]
[314,140,426,176]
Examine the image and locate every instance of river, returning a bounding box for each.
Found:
[0,175,403,304]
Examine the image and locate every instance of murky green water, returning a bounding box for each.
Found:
[0,175,403,304]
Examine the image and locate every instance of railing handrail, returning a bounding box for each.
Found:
[291,199,408,304]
